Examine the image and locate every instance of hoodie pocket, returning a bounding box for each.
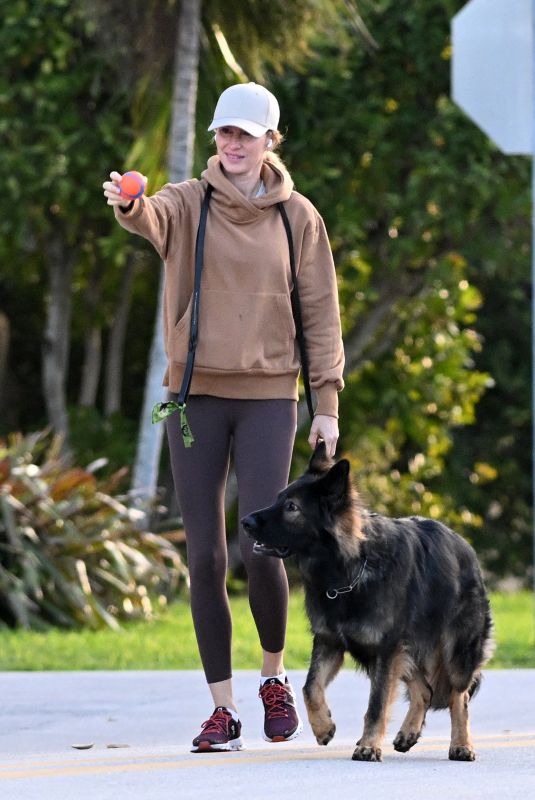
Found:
[169,295,193,365]
[169,289,296,372]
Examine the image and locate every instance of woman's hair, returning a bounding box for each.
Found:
[267,129,284,149]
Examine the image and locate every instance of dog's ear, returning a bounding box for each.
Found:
[317,459,351,509]
[307,440,332,475]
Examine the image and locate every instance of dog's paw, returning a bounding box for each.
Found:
[314,722,336,746]
[352,744,382,762]
[393,730,420,753]
[449,745,476,762]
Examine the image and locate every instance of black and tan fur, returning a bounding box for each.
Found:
[242,442,494,762]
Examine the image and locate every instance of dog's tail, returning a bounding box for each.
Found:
[481,603,496,666]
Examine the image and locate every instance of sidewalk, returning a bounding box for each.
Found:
[1,670,534,800]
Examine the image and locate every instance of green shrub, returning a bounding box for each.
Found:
[0,430,188,630]
[68,407,137,480]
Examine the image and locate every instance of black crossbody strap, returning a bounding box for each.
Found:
[167,184,314,445]
[277,202,315,420]
[177,183,214,406]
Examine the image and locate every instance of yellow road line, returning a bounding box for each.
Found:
[1,731,533,771]
[1,735,533,770]
[1,734,534,781]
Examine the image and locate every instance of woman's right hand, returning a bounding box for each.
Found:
[103,171,125,206]
[102,171,147,207]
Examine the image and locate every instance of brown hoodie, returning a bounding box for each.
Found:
[114,155,344,416]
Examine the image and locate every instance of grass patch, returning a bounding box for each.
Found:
[0,591,533,671]
[489,591,535,668]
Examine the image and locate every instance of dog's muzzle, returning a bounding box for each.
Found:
[252,542,292,559]
[241,515,292,559]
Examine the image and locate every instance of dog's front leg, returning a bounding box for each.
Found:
[303,633,344,746]
[353,654,399,762]
[448,689,475,761]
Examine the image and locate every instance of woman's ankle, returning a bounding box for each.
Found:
[208,678,237,713]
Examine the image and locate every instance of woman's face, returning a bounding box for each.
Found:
[215,126,268,178]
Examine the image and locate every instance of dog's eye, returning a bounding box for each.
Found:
[284,500,300,513]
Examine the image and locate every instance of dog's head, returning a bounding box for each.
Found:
[241,441,364,560]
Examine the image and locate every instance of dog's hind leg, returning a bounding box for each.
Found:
[448,689,475,761]
[303,634,344,746]
[353,650,405,762]
[393,672,432,753]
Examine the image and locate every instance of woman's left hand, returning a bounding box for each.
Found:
[308,415,339,458]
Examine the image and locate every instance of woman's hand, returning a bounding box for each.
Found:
[102,171,147,207]
[103,171,125,206]
[308,414,339,458]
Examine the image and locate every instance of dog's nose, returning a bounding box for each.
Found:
[241,514,258,534]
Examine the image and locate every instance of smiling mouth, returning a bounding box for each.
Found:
[253,542,292,559]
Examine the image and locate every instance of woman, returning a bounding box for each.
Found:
[103,82,344,752]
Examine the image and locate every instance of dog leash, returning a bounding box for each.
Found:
[326,558,368,600]
[151,184,214,446]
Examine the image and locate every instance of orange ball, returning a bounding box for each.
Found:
[119,171,145,200]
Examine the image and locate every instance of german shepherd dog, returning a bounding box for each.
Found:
[242,442,494,762]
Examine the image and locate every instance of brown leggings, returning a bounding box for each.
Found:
[166,394,297,684]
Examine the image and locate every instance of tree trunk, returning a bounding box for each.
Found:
[79,326,102,407]
[78,266,105,408]
[131,0,201,498]
[104,254,137,417]
[42,234,76,441]
[167,0,201,186]
[131,268,167,500]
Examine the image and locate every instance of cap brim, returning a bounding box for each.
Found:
[207,117,269,137]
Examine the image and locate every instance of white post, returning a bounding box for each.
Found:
[452,0,534,619]
[532,0,535,622]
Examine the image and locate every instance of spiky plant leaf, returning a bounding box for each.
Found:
[0,431,188,629]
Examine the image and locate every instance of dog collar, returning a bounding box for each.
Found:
[326,558,368,600]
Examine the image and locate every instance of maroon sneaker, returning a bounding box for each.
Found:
[259,678,303,742]
[191,707,244,753]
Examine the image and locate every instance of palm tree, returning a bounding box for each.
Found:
[131,0,202,499]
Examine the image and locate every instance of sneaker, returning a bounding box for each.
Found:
[191,707,244,753]
[259,678,303,742]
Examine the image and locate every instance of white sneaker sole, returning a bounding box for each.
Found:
[191,736,245,753]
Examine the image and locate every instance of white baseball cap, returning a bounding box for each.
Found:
[208,82,280,137]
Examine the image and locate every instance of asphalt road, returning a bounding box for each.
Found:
[1,669,534,800]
